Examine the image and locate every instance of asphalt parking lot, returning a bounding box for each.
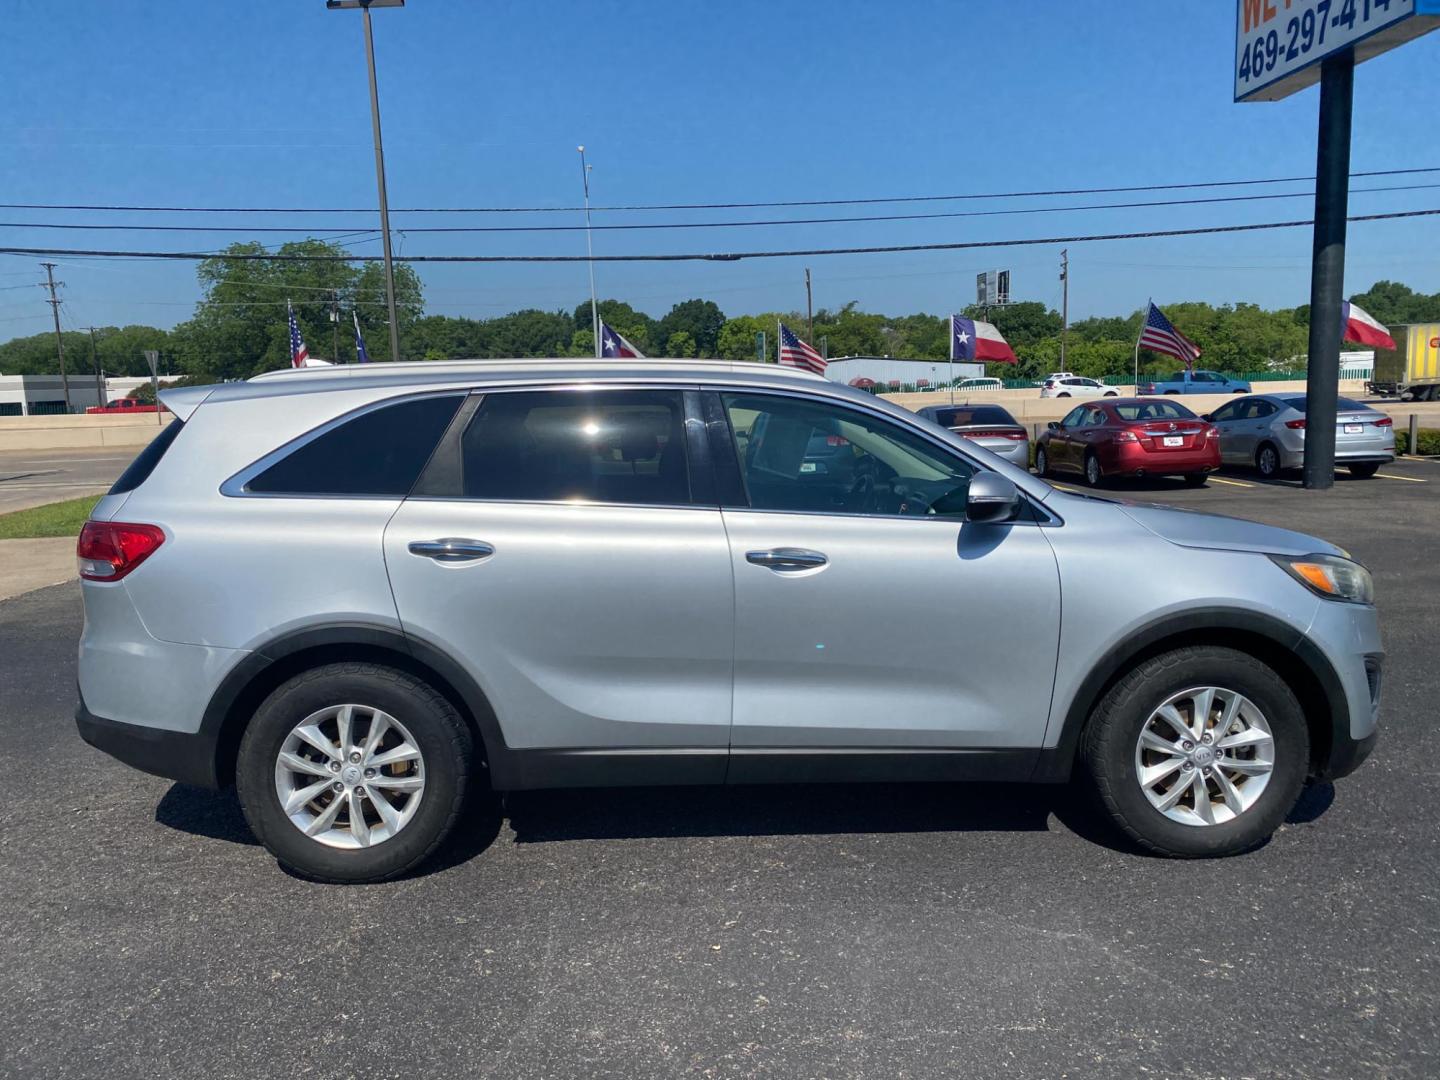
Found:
[2,461,1437,1079]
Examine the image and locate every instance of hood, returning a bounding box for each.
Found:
[1116,501,1344,558]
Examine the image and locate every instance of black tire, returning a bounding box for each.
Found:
[1182,473,1207,488]
[1056,392,1071,398]
[1348,462,1380,479]
[1164,390,1180,395]
[1232,388,1246,394]
[1080,646,1309,858]
[237,662,474,883]
[1083,450,1103,487]
[1034,445,1050,478]
[1104,391,1118,397]
[1255,442,1281,479]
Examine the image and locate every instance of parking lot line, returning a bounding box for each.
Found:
[1376,472,1428,483]
[1207,476,1253,488]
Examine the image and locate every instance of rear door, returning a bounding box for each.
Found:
[383,387,734,767]
[708,389,1060,766]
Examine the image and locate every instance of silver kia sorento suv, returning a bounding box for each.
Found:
[76,360,1380,882]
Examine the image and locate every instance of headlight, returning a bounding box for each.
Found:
[1271,553,1374,604]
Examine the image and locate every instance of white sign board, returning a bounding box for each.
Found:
[1236,0,1440,101]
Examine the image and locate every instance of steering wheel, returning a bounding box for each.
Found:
[847,457,881,514]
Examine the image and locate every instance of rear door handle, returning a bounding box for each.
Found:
[746,548,828,572]
[408,538,495,562]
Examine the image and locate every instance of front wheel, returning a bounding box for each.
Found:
[1034,445,1050,478]
[1104,391,1118,397]
[1080,646,1308,857]
[237,662,474,883]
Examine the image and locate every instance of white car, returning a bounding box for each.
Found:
[952,377,1004,392]
[1041,375,1122,399]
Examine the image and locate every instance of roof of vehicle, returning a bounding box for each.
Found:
[1094,397,1200,415]
[162,357,831,418]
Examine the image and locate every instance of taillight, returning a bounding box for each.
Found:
[1115,430,1139,443]
[961,429,1028,440]
[1205,426,1219,440]
[1140,384,1155,394]
[76,521,165,582]
[1373,416,1393,427]
[1285,419,1306,430]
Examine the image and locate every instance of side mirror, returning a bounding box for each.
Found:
[1046,421,1060,431]
[966,473,1021,524]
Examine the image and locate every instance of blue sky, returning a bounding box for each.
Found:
[1,0,1438,344]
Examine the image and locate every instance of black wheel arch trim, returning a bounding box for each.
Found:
[1032,606,1353,783]
[197,621,515,790]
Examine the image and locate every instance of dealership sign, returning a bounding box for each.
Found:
[1235,0,1440,101]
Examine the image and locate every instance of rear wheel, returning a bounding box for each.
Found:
[237,662,474,883]
[1182,473,1207,488]
[1255,443,1281,479]
[1080,645,1308,857]
[1083,451,1103,487]
[1348,462,1380,479]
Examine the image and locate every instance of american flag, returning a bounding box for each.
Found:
[778,323,826,374]
[288,301,310,368]
[1137,302,1201,368]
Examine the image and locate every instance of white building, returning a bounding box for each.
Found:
[823,356,983,388]
[0,374,182,416]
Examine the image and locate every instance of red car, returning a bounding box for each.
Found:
[84,398,165,415]
[1035,398,1219,487]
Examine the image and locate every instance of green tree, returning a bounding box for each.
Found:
[665,330,697,357]
[658,299,725,356]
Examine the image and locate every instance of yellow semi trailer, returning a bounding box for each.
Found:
[1368,323,1440,401]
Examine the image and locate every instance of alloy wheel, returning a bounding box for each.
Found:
[1133,686,1275,827]
[1085,454,1102,486]
[1258,445,1279,477]
[273,703,426,849]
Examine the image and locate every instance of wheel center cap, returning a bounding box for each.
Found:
[341,765,362,785]
[1192,746,1216,768]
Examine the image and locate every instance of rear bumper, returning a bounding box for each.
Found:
[76,696,221,789]
[1104,445,1220,474]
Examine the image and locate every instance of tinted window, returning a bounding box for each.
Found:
[459,389,690,506]
[1279,396,1363,415]
[1113,401,1196,422]
[247,395,462,496]
[928,405,1016,427]
[1208,401,1241,423]
[1060,407,1086,428]
[722,393,974,518]
[110,419,185,494]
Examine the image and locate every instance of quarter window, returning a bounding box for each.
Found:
[246,394,462,497]
[721,393,975,518]
[458,389,691,506]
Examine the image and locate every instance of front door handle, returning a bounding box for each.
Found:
[408,538,495,562]
[746,548,828,572]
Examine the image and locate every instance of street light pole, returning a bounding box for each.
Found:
[578,146,600,359]
[328,0,404,364]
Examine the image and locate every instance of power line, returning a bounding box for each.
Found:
[3,167,1438,215]
[2,207,1436,264]
[3,183,1438,236]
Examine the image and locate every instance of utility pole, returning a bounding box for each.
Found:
[40,263,72,412]
[86,327,105,408]
[805,267,814,343]
[1059,249,1069,371]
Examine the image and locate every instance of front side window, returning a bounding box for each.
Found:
[1208,401,1240,423]
[1060,406,1086,428]
[459,389,691,506]
[246,394,462,497]
[721,393,975,518]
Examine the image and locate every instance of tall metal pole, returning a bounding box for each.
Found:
[1060,249,1069,371]
[41,262,71,412]
[87,326,105,408]
[361,4,402,364]
[805,267,814,342]
[579,146,600,358]
[1302,55,1354,491]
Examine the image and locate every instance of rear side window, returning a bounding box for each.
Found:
[1113,401,1195,422]
[458,389,691,506]
[246,394,462,496]
[109,419,185,495]
[931,405,1016,427]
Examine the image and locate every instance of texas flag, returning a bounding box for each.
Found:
[950,315,1017,364]
[1341,301,1395,351]
[599,320,645,359]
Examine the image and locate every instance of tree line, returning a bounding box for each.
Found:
[3,239,1438,387]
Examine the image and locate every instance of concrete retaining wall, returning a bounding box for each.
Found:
[0,414,166,452]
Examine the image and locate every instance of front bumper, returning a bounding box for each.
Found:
[76,697,222,789]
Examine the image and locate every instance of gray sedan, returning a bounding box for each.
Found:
[1205,393,1395,479]
[915,403,1030,467]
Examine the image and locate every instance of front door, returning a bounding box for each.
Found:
[710,390,1062,766]
[383,387,734,768]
